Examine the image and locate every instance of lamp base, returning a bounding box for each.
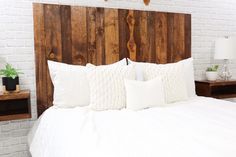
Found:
[219,59,232,80]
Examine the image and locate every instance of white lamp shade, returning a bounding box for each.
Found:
[214,37,236,59]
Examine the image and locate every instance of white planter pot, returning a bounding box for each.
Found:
[206,71,218,81]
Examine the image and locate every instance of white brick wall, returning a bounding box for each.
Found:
[0,0,236,156]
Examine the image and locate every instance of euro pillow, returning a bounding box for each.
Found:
[143,62,188,103]
[125,77,165,110]
[48,60,90,108]
[128,58,195,98]
[87,64,135,111]
[178,58,196,97]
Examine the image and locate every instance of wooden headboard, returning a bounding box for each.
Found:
[33,3,191,116]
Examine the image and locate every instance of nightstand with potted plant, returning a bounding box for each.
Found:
[0,63,31,121]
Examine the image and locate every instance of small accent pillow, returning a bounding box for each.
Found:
[48,60,90,108]
[125,77,165,110]
[87,65,135,111]
[144,62,188,103]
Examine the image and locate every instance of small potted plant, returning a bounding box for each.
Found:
[0,64,23,91]
[206,65,219,81]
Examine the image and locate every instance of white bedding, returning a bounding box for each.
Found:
[29,97,236,157]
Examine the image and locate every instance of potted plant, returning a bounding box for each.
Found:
[206,65,219,81]
[0,64,23,91]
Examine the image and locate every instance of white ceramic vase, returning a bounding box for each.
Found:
[206,71,218,81]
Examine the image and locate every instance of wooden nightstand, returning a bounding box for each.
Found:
[0,90,31,121]
[195,80,236,99]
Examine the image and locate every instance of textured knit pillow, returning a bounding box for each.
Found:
[144,62,188,103]
[87,65,135,111]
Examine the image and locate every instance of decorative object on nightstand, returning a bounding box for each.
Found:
[214,37,236,80]
[0,63,23,93]
[195,80,236,99]
[205,65,219,81]
[0,90,31,121]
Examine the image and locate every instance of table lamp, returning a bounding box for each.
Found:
[214,37,236,80]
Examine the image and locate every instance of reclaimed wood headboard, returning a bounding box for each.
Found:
[33,3,191,117]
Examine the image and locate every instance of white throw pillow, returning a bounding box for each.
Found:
[87,65,135,111]
[144,62,188,103]
[125,77,165,110]
[48,60,90,108]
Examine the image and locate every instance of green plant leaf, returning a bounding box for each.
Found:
[0,63,23,79]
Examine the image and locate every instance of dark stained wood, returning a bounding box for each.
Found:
[155,13,168,64]
[167,13,174,63]
[87,7,97,64]
[61,5,72,63]
[71,6,88,65]
[0,90,31,121]
[44,4,62,109]
[33,3,48,116]
[33,3,191,117]
[104,9,119,64]
[126,10,136,61]
[0,90,30,101]
[185,14,191,58]
[95,8,105,65]
[195,80,236,99]
[118,9,129,60]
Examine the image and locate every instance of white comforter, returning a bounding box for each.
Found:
[29,97,236,157]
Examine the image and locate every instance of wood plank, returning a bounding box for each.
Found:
[173,14,185,62]
[0,113,31,121]
[61,5,72,63]
[0,90,30,101]
[33,3,47,116]
[44,4,62,109]
[167,13,174,63]
[126,10,136,61]
[118,9,129,60]
[104,8,119,64]
[147,11,156,63]
[155,12,168,64]
[134,11,147,62]
[95,8,105,65]
[185,14,191,58]
[71,6,88,65]
[87,7,97,64]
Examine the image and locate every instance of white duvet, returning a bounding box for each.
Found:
[29,97,236,157]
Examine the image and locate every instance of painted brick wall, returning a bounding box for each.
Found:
[0,0,236,156]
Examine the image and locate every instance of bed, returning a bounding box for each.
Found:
[29,97,236,157]
[31,3,236,157]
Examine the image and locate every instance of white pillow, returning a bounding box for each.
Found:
[48,60,90,108]
[86,58,128,67]
[128,58,196,98]
[125,77,165,110]
[87,65,135,111]
[178,58,196,97]
[144,62,188,103]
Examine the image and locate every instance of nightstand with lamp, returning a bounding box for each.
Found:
[196,37,236,99]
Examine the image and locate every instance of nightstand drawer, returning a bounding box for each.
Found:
[0,90,31,121]
[0,99,30,116]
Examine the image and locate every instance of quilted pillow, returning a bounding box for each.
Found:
[87,65,135,111]
[144,62,188,103]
